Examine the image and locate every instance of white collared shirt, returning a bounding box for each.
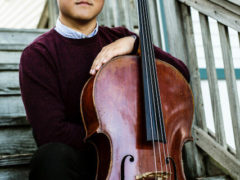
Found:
[54,18,99,39]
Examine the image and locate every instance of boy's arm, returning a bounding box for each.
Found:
[90,27,190,83]
[19,44,85,149]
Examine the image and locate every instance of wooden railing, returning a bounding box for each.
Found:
[175,0,240,179]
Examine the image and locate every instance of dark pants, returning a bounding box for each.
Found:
[29,143,97,180]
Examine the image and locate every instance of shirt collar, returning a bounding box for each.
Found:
[55,18,99,39]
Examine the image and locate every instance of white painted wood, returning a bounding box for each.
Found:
[178,0,240,32]
[199,13,227,147]
[181,4,207,131]
[218,23,240,159]
[193,126,240,180]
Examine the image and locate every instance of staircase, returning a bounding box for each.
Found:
[0,28,46,180]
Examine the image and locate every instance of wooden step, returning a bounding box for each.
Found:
[0,44,26,51]
[0,70,20,95]
[0,96,25,117]
[0,50,22,64]
[0,127,36,156]
[0,166,30,180]
[0,28,46,45]
[0,154,32,167]
[0,114,28,126]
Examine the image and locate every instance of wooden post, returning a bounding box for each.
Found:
[199,13,227,148]
[218,23,240,159]
[37,1,49,28]
[48,0,59,28]
[162,0,206,178]
[162,0,188,64]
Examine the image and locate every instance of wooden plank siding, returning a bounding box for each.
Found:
[180,4,207,131]
[218,23,240,159]
[193,126,240,179]
[199,13,227,147]
[0,166,30,180]
[176,0,240,178]
[178,0,240,32]
[0,28,43,177]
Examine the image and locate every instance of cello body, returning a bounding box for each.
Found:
[80,55,194,180]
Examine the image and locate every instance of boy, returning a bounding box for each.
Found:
[19,0,190,179]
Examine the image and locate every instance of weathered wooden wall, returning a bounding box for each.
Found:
[164,0,240,179]
[0,29,47,179]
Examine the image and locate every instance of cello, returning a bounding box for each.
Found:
[80,0,194,179]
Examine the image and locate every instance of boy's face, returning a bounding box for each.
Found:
[58,0,104,22]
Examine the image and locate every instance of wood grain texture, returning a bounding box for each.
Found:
[0,96,25,115]
[209,0,240,16]
[178,0,240,32]
[81,56,194,180]
[218,23,240,159]
[0,63,19,71]
[0,28,46,45]
[0,154,33,167]
[193,126,240,179]
[0,71,20,96]
[181,4,207,131]
[0,166,30,180]
[0,127,36,155]
[199,13,227,148]
[0,51,21,64]
[162,0,188,64]
[0,114,28,126]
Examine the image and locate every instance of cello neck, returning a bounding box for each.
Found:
[137,0,167,143]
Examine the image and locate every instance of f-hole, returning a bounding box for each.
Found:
[121,155,134,180]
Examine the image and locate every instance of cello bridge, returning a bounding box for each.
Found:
[136,171,171,180]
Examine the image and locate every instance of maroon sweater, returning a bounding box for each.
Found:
[19,26,190,150]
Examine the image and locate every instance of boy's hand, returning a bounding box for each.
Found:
[90,35,136,75]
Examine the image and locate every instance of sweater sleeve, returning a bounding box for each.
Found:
[153,45,190,83]
[117,27,190,82]
[19,44,85,150]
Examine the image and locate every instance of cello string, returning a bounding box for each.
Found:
[143,2,171,175]
[140,0,163,174]
[145,4,173,177]
[141,0,164,173]
[137,0,158,173]
[143,0,172,175]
